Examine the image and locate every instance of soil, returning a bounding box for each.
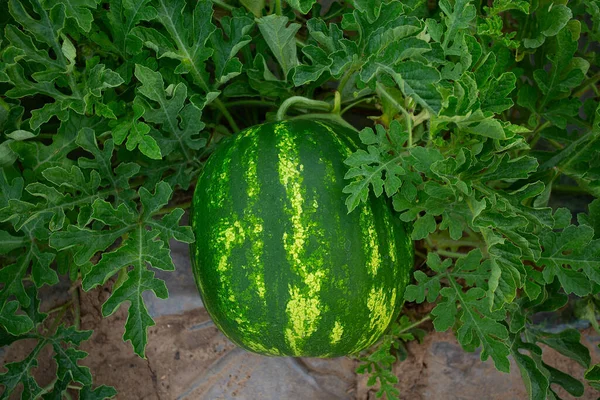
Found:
[2,281,600,400]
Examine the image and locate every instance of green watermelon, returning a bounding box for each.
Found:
[190,119,413,357]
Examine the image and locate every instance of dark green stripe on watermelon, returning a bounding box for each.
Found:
[190,120,413,357]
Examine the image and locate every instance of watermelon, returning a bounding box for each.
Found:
[190,119,413,357]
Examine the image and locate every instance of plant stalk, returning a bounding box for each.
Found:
[276,96,332,121]
[211,0,235,11]
[213,98,240,132]
[72,287,81,330]
[397,314,431,334]
[437,250,469,258]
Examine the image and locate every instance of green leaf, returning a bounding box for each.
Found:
[484,0,529,15]
[50,182,189,356]
[538,225,600,296]
[110,100,162,160]
[510,336,549,400]
[533,21,588,109]
[41,0,99,32]
[0,324,97,400]
[0,230,26,254]
[293,45,332,86]
[146,0,216,91]
[76,128,140,197]
[134,65,207,158]
[452,287,510,372]
[78,385,117,400]
[536,329,591,368]
[585,360,600,391]
[209,9,254,86]
[104,267,167,357]
[544,363,584,397]
[480,72,516,114]
[404,252,449,303]
[432,110,506,139]
[99,0,157,83]
[522,4,572,48]
[438,0,476,50]
[50,326,93,385]
[343,122,408,212]
[8,0,65,49]
[257,15,300,77]
[0,217,57,336]
[411,214,436,240]
[0,301,34,335]
[285,0,316,14]
[240,0,264,17]
[382,61,442,113]
[539,103,600,195]
[0,345,44,399]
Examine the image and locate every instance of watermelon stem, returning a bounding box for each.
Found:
[332,91,342,114]
[276,96,332,121]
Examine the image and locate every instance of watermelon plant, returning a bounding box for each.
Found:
[0,0,599,399]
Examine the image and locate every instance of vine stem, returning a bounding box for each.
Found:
[40,378,59,397]
[211,0,234,11]
[156,200,192,215]
[340,96,375,115]
[431,237,484,249]
[528,120,551,149]
[551,184,592,195]
[276,96,332,121]
[45,301,72,315]
[376,83,413,147]
[213,98,240,132]
[337,70,354,94]
[224,100,274,108]
[49,306,69,334]
[398,314,431,334]
[412,109,430,127]
[71,287,81,330]
[275,0,282,15]
[437,249,468,258]
[573,72,600,97]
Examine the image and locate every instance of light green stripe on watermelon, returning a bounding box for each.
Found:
[243,340,280,355]
[359,204,382,276]
[207,141,250,329]
[241,128,267,300]
[215,221,244,272]
[382,206,398,264]
[352,286,397,352]
[368,285,397,336]
[275,123,325,354]
[315,121,353,158]
[330,320,344,344]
